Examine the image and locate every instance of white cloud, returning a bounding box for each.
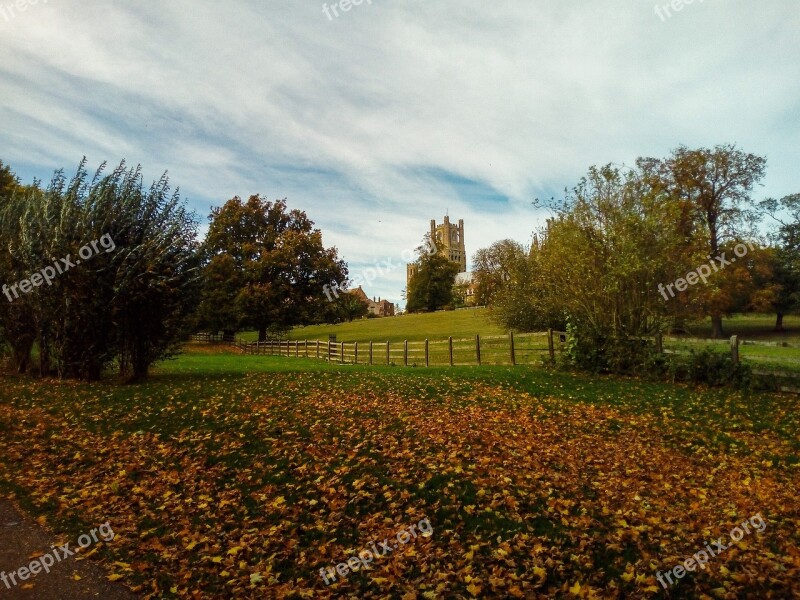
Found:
[1,0,798,305]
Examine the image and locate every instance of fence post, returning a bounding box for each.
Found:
[509,330,516,366]
[304,340,308,357]
[327,340,332,362]
[404,340,408,366]
[386,341,390,365]
[369,341,373,365]
[476,334,481,366]
[730,335,739,364]
[295,341,299,358]
[340,341,344,364]
[655,332,663,354]
[354,342,358,365]
[425,339,429,367]
[548,329,555,363]
[316,340,320,359]
[448,336,454,366]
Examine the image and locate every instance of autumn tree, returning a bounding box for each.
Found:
[472,239,525,307]
[199,196,347,341]
[648,145,766,337]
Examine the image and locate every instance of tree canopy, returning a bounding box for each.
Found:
[198,195,347,341]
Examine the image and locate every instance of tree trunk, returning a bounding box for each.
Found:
[711,314,725,338]
[258,326,267,342]
[774,312,785,332]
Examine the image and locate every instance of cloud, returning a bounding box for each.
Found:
[1,0,798,304]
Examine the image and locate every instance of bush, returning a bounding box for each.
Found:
[561,321,662,375]
[666,349,752,389]
[561,322,751,389]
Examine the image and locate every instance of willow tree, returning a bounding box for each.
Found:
[0,159,200,381]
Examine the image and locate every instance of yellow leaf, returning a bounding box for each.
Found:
[72,574,82,581]
[466,582,482,596]
[107,574,124,582]
[569,581,582,596]
[227,546,242,556]
[533,566,546,580]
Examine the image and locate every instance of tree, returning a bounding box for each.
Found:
[0,160,19,198]
[339,293,369,322]
[472,239,525,307]
[759,193,800,330]
[406,240,459,313]
[0,159,200,381]
[200,196,347,341]
[0,161,34,372]
[494,163,693,371]
[647,145,767,337]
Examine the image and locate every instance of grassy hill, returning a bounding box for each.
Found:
[241,307,505,343]
[240,310,800,344]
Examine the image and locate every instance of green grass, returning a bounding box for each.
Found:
[241,307,506,343]
[239,310,799,345]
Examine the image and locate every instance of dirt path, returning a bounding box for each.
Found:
[0,498,139,600]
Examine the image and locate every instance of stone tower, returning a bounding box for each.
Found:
[406,216,466,290]
[430,216,467,273]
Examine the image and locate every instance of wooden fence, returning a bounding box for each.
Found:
[190,330,567,367]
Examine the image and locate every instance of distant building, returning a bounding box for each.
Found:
[454,271,477,306]
[406,216,474,304]
[348,286,395,317]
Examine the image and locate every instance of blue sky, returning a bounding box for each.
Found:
[1,0,798,305]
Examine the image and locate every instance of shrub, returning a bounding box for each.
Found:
[666,349,752,389]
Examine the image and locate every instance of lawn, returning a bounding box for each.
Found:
[240,307,506,343]
[0,345,798,598]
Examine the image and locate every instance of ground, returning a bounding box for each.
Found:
[0,500,138,599]
[1,344,798,598]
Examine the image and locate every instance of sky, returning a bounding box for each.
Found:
[1,0,798,306]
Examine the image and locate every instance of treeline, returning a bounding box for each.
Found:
[474,145,800,374]
[0,159,353,381]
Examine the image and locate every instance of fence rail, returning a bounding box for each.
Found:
[188,332,799,389]
[190,330,567,367]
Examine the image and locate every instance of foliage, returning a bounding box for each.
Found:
[758,193,800,329]
[338,291,370,322]
[198,196,347,341]
[641,144,767,337]
[483,146,774,374]
[0,159,200,381]
[406,239,460,313]
[471,239,524,306]
[0,346,797,597]
[665,347,752,388]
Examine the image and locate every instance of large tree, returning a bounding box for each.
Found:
[199,196,346,341]
[0,159,200,381]
[406,241,459,313]
[646,145,766,337]
[472,239,525,307]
